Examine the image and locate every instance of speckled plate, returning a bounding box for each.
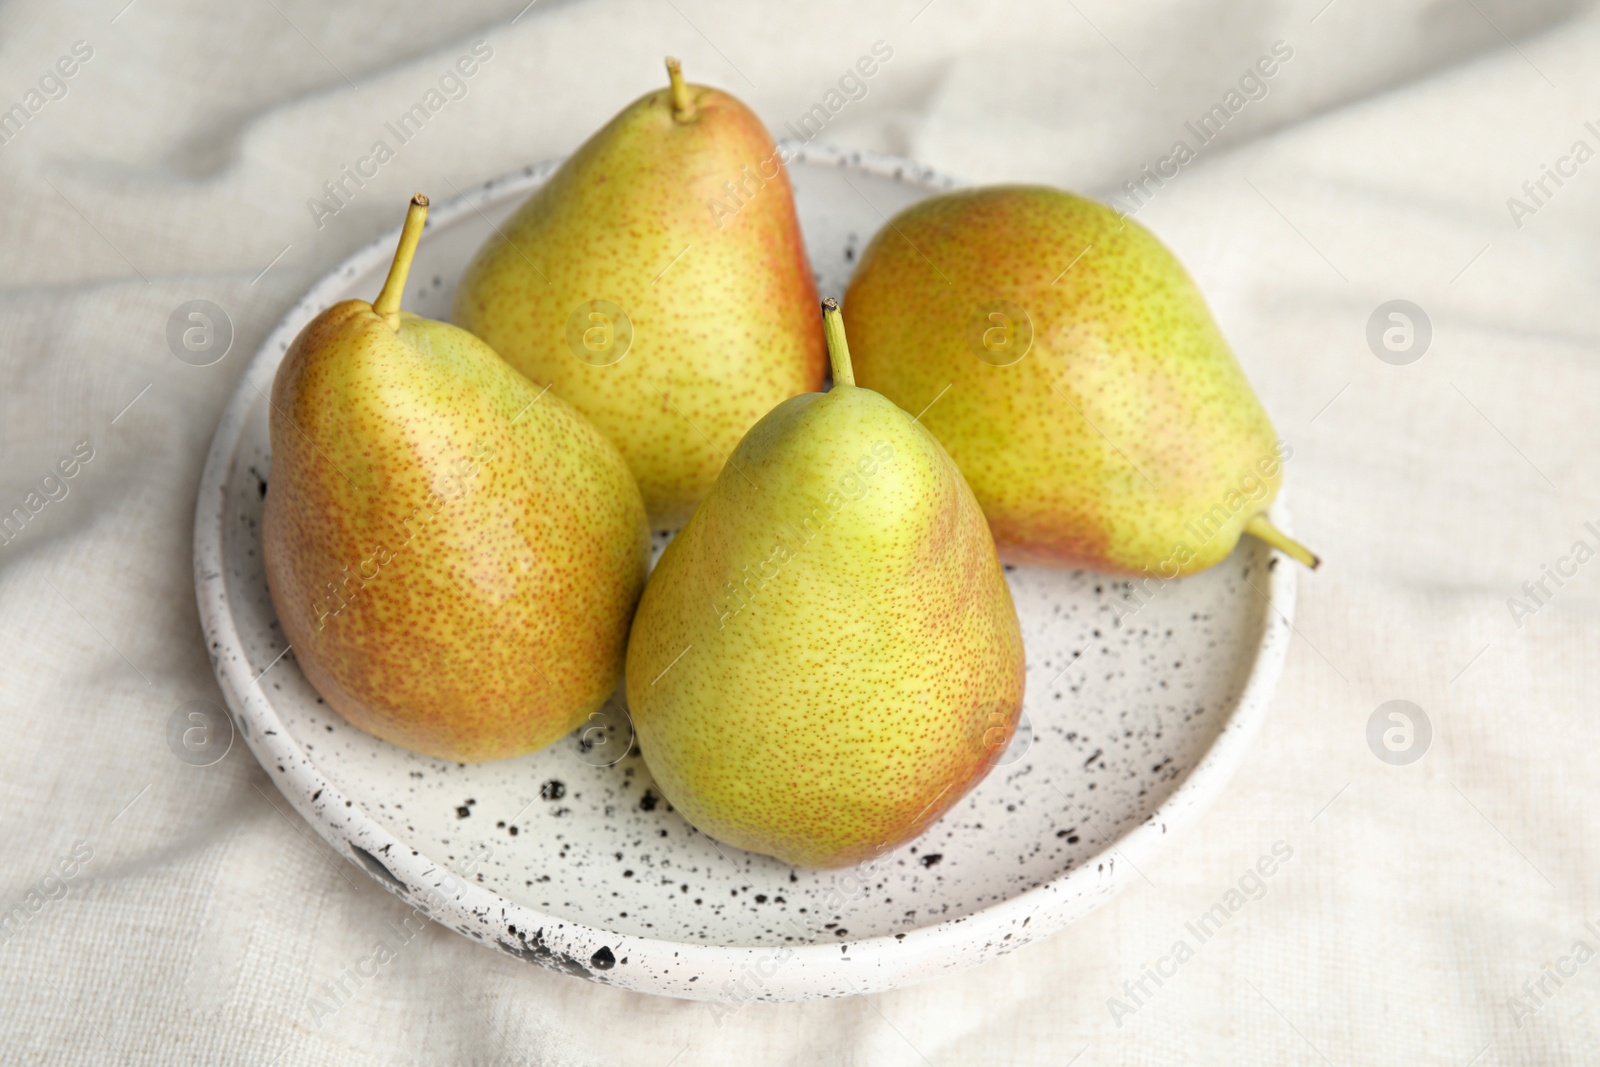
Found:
[193,145,1296,1002]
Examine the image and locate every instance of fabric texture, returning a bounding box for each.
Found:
[2,0,1596,1062]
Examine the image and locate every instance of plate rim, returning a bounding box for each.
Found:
[192,142,1296,1001]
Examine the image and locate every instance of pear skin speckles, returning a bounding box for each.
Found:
[452,79,825,529]
[843,186,1284,577]
[262,303,650,763]
[625,385,1025,869]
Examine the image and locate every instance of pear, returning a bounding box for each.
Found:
[625,299,1025,869]
[842,185,1318,576]
[263,194,650,763]
[453,58,825,529]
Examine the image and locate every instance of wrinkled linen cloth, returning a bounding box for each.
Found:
[2,0,1597,1062]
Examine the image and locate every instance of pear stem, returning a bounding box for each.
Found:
[820,298,855,387]
[1245,514,1320,570]
[665,57,695,122]
[373,193,428,329]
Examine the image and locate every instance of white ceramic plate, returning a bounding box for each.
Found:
[193,145,1296,1002]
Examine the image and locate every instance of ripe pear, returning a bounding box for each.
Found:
[263,195,650,763]
[453,58,825,529]
[842,185,1317,576]
[625,299,1025,869]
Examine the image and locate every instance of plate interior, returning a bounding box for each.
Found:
[218,152,1281,950]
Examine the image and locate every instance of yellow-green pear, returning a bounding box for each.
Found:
[263,195,650,763]
[842,185,1317,576]
[453,58,826,529]
[625,299,1025,869]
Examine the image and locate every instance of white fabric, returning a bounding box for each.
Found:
[2,0,1597,1062]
